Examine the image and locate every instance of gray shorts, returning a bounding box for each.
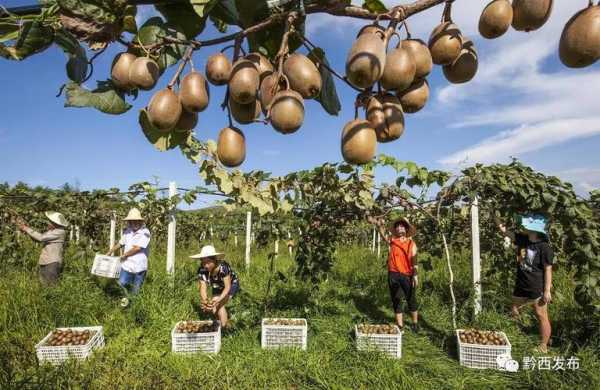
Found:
[39,262,62,286]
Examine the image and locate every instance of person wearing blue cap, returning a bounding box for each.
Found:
[499,214,553,353]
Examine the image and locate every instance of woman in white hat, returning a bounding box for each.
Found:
[14,211,69,286]
[107,208,151,307]
[190,245,240,328]
[369,216,420,333]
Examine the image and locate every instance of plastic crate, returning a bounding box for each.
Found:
[261,318,307,350]
[355,325,402,358]
[35,326,104,365]
[171,321,221,354]
[91,254,121,278]
[456,329,512,369]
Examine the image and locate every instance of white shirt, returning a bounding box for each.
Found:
[119,227,151,273]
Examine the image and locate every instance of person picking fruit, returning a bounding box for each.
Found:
[498,214,554,353]
[368,215,420,333]
[107,208,151,307]
[13,211,69,286]
[190,245,240,328]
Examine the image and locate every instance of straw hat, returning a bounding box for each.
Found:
[390,217,416,237]
[123,208,144,221]
[189,245,224,260]
[45,211,69,227]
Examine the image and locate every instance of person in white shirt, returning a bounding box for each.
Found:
[107,208,151,307]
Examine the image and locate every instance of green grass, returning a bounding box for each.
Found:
[1,242,598,389]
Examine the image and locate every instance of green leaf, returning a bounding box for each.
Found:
[139,109,191,151]
[210,0,241,26]
[0,20,54,61]
[55,29,88,83]
[362,0,388,13]
[308,47,341,116]
[133,17,187,71]
[65,81,131,114]
[155,2,211,39]
[0,21,20,42]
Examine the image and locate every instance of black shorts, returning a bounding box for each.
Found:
[388,272,418,313]
[213,280,240,298]
[513,286,542,300]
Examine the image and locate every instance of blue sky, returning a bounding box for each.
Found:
[1,0,599,203]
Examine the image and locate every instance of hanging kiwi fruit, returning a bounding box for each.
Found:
[128,57,160,90]
[205,52,232,86]
[259,72,279,114]
[269,89,305,134]
[511,0,553,32]
[174,110,198,132]
[111,52,136,90]
[283,53,322,99]
[479,0,513,39]
[345,30,387,88]
[400,38,433,79]
[245,52,274,80]
[228,59,260,104]
[147,88,182,132]
[380,43,416,92]
[559,3,600,68]
[397,78,429,114]
[429,2,463,65]
[217,126,246,167]
[443,38,478,84]
[229,97,262,125]
[366,94,405,143]
[180,71,210,113]
[356,23,386,38]
[341,119,377,165]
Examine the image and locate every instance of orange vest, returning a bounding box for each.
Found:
[388,238,415,275]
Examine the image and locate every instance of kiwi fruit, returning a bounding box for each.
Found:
[443,39,478,84]
[175,110,198,132]
[147,88,182,131]
[128,57,160,90]
[270,89,305,134]
[264,319,304,326]
[479,0,513,39]
[111,52,136,90]
[346,33,387,88]
[245,52,274,80]
[356,24,386,38]
[559,5,600,68]
[366,94,405,143]
[205,52,232,86]
[381,46,416,92]
[259,72,278,114]
[228,59,260,104]
[179,71,209,113]
[217,126,246,167]
[397,78,429,114]
[400,39,433,78]
[341,119,377,165]
[429,21,463,65]
[229,98,261,124]
[512,0,553,32]
[283,53,322,99]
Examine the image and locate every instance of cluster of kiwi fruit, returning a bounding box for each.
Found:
[479,1,599,69]
[111,52,160,91]
[264,319,305,326]
[358,324,400,335]
[44,329,95,347]
[459,329,507,346]
[175,320,219,333]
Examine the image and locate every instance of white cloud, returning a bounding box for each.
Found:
[555,168,600,193]
[439,117,600,166]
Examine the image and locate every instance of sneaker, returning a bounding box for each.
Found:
[120,297,130,308]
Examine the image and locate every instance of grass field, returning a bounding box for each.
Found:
[1,241,599,389]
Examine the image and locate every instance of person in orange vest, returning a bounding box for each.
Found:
[370,216,419,332]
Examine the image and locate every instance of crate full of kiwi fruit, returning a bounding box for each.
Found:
[261,318,307,350]
[355,324,402,358]
[171,320,221,354]
[456,329,512,369]
[35,326,105,365]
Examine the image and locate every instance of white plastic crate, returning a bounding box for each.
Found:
[261,318,307,350]
[91,254,121,278]
[355,325,402,358]
[456,329,512,369]
[171,321,221,354]
[35,326,104,365]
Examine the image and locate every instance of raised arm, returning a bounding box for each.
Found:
[367,216,390,244]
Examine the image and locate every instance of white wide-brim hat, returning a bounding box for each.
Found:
[190,245,224,260]
[45,211,69,227]
[123,207,144,221]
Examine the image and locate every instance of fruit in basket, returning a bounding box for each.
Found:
[357,324,399,335]
[459,329,507,346]
[45,329,95,346]
[264,319,305,326]
[176,320,218,333]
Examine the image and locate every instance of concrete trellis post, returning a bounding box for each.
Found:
[69,227,73,242]
[234,234,238,247]
[471,196,482,317]
[371,228,376,253]
[377,232,381,258]
[210,225,214,239]
[75,226,80,243]
[245,211,252,268]
[166,182,177,275]
[288,231,292,257]
[109,212,116,250]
